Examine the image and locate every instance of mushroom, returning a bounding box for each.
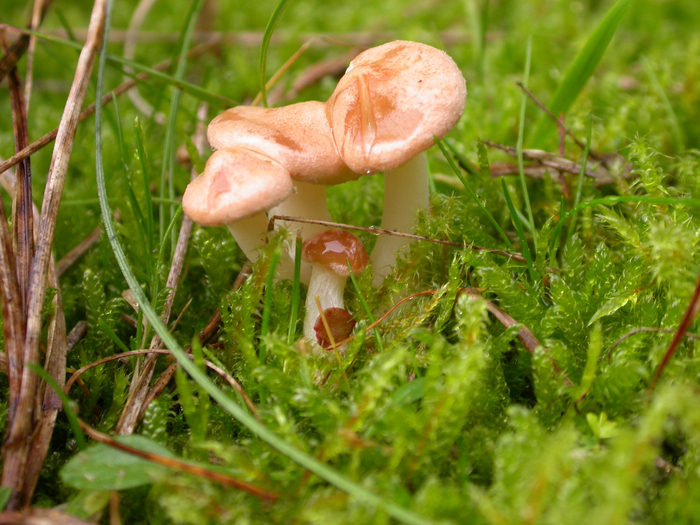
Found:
[182,147,293,262]
[301,229,370,346]
[314,307,356,350]
[206,101,356,281]
[325,40,466,283]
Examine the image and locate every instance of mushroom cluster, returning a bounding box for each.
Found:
[183,40,466,348]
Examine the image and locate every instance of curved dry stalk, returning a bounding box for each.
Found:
[77,419,277,501]
[139,264,251,422]
[648,272,700,396]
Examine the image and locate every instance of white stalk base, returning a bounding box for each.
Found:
[370,152,430,285]
[226,213,270,264]
[303,265,347,345]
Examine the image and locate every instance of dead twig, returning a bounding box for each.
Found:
[269,215,530,265]
[458,287,573,386]
[0,0,53,85]
[66,320,88,353]
[482,140,609,181]
[516,81,605,164]
[285,48,361,101]
[77,419,277,502]
[458,287,540,352]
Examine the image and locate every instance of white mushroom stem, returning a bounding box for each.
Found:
[226,213,270,264]
[270,181,333,283]
[303,265,347,343]
[370,152,430,285]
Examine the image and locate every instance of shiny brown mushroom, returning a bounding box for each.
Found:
[301,229,370,346]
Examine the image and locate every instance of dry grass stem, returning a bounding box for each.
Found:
[1,0,107,509]
[252,39,314,107]
[515,81,605,164]
[124,0,166,123]
[24,0,48,113]
[77,419,277,501]
[0,29,34,320]
[269,214,531,265]
[648,271,700,395]
[482,140,606,180]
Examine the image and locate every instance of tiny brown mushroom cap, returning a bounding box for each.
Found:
[326,40,467,174]
[314,308,356,349]
[182,147,293,226]
[301,230,370,276]
[207,101,355,185]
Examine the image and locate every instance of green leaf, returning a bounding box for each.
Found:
[530,0,632,146]
[0,487,11,511]
[60,436,173,490]
[588,291,635,325]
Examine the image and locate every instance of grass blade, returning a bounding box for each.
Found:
[516,36,537,249]
[28,364,86,450]
[159,0,204,251]
[347,261,384,352]
[501,179,537,283]
[259,0,291,108]
[287,235,302,344]
[566,112,593,242]
[530,0,632,146]
[133,118,155,256]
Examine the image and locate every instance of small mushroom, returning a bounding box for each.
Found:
[314,307,356,350]
[301,229,370,346]
[325,41,466,283]
[182,147,293,262]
